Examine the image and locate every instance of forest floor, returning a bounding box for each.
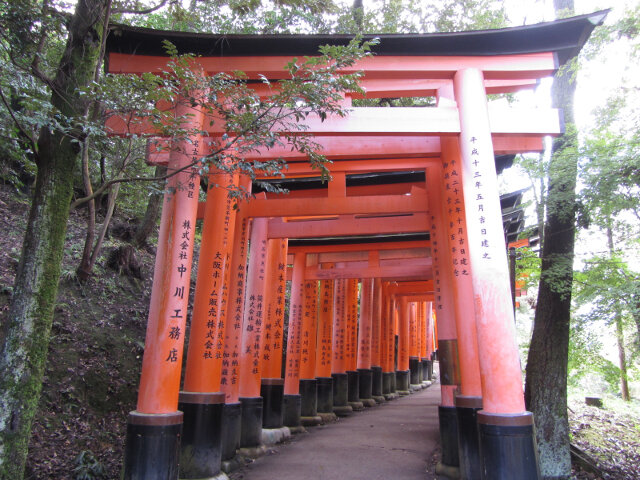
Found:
[0,183,638,479]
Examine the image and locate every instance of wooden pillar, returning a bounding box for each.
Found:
[356,278,373,371]
[370,278,384,400]
[316,278,334,379]
[261,239,288,379]
[356,278,374,404]
[282,252,304,427]
[331,278,347,376]
[300,277,319,381]
[396,296,411,394]
[454,67,539,478]
[284,253,305,395]
[124,97,204,479]
[178,170,237,478]
[260,238,287,429]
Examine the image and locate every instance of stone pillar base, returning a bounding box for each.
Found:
[239,397,263,449]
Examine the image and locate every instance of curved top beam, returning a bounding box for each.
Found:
[106,11,607,67]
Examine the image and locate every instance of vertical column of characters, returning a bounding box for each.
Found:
[300,278,319,380]
[183,171,238,393]
[220,177,252,403]
[238,217,269,398]
[261,238,288,379]
[284,253,305,395]
[315,278,334,378]
[331,279,346,374]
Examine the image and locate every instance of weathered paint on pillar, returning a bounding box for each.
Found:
[261,238,288,379]
[397,297,410,372]
[331,279,347,374]
[370,278,382,368]
[284,253,305,395]
[136,104,204,414]
[221,176,252,403]
[356,278,374,370]
[183,171,238,394]
[454,68,525,415]
[426,163,461,407]
[316,278,334,378]
[238,217,269,398]
[299,278,318,379]
[379,284,390,373]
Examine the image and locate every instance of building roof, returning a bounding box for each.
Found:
[107,10,607,67]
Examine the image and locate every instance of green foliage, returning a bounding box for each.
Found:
[74,450,106,480]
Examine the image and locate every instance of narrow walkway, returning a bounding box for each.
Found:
[232,382,441,480]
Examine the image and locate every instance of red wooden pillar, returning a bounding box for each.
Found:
[396,296,411,394]
[260,238,287,429]
[179,170,238,478]
[123,97,205,479]
[237,216,269,447]
[331,278,352,415]
[426,162,462,472]
[261,239,288,379]
[217,176,252,462]
[370,278,384,400]
[283,252,305,426]
[315,277,335,415]
[356,278,375,405]
[299,275,320,421]
[454,67,540,478]
[409,301,421,386]
[423,302,435,382]
[345,278,362,408]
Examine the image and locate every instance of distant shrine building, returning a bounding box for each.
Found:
[105,11,606,480]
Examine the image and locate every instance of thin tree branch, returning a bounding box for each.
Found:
[112,0,169,15]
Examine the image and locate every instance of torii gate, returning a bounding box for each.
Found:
[105,11,606,480]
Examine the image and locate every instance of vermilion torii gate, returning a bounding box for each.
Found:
[106,11,605,480]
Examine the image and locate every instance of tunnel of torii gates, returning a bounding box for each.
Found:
[105,11,605,480]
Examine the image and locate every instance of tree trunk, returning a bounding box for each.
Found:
[524,1,576,479]
[606,226,631,401]
[77,141,97,282]
[0,1,107,477]
[132,165,166,248]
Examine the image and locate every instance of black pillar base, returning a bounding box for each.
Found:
[347,370,360,402]
[178,392,225,479]
[316,377,334,413]
[283,393,302,427]
[396,370,410,394]
[221,402,241,461]
[382,371,392,395]
[332,373,348,406]
[390,370,397,392]
[409,356,421,385]
[478,411,541,480]
[422,358,432,381]
[371,366,383,397]
[357,368,373,400]
[456,395,483,480]
[260,378,284,429]
[239,396,263,448]
[299,378,318,417]
[122,411,182,480]
[438,405,460,468]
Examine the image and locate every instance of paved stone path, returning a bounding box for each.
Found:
[231,382,441,480]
